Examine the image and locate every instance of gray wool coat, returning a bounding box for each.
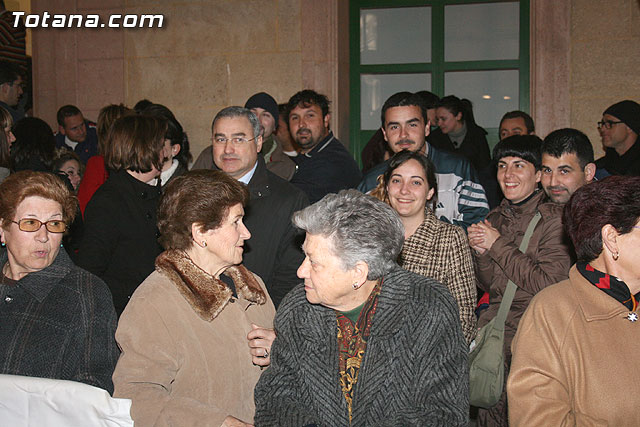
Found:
[254,266,469,427]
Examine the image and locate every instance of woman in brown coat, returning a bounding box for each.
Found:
[113,170,276,427]
[467,135,571,426]
[508,176,640,426]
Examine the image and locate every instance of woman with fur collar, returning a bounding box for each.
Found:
[113,170,275,427]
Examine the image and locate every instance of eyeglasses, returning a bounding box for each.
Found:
[597,120,623,130]
[12,219,67,233]
[213,136,257,146]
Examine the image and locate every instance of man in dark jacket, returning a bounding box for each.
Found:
[55,104,98,164]
[286,90,362,203]
[193,106,308,307]
[595,100,640,176]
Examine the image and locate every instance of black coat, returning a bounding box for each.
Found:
[595,140,640,176]
[0,249,119,393]
[242,158,309,307]
[76,170,163,315]
[428,124,491,171]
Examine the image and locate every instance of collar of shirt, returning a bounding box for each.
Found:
[303,131,335,158]
[238,161,258,185]
[64,135,79,150]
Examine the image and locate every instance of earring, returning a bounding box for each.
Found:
[1,242,4,247]
[613,251,619,261]
[201,240,207,247]
[60,243,63,248]
[352,282,358,290]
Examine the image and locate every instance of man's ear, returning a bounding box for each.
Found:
[323,113,331,129]
[584,163,596,183]
[59,125,66,135]
[255,134,263,153]
[381,126,388,142]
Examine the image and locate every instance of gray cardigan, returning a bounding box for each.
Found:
[254,266,469,426]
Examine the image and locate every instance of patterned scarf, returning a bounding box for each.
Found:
[336,279,382,424]
[577,261,640,311]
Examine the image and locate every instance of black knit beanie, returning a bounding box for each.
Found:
[245,92,279,125]
[604,100,640,135]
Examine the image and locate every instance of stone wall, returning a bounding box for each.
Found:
[569,0,640,157]
[31,0,346,159]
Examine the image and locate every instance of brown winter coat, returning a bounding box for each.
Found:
[473,190,571,426]
[475,190,571,358]
[112,250,275,426]
[508,266,640,426]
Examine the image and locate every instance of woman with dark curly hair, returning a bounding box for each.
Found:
[508,176,640,426]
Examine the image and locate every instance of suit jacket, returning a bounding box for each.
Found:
[254,266,469,427]
[508,266,640,426]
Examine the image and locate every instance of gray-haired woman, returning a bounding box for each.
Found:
[254,189,468,427]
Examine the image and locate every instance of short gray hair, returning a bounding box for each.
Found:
[292,189,404,280]
[211,106,261,139]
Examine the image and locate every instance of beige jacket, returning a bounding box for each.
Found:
[508,266,640,426]
[113,250,275,427]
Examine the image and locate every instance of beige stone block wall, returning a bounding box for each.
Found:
[569,0,640,158]
[31,0,347,161]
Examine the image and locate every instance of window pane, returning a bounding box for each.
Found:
[360,73,431,130]
[360,7,431,65]
[445,2,519,61]
[444,70,519,128]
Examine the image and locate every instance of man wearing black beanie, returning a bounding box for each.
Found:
[595,100,640,176]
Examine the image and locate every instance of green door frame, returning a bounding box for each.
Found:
[349,0,530,167]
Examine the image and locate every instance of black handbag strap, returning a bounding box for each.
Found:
[494,211,542,326]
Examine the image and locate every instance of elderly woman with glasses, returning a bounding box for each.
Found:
[254,190,469,427]
[0,171,118,393]
[508,176,640,426]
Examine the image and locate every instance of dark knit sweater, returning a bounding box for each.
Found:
[254,266,469,427]
[0,249,119,393]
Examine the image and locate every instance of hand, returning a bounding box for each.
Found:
[467,220,500,254]
[467,223,487,254]
[247,324,276,367]
[221,415,254,427]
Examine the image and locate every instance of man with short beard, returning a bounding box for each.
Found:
[541,128,596,204]
[286,90,361,203]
